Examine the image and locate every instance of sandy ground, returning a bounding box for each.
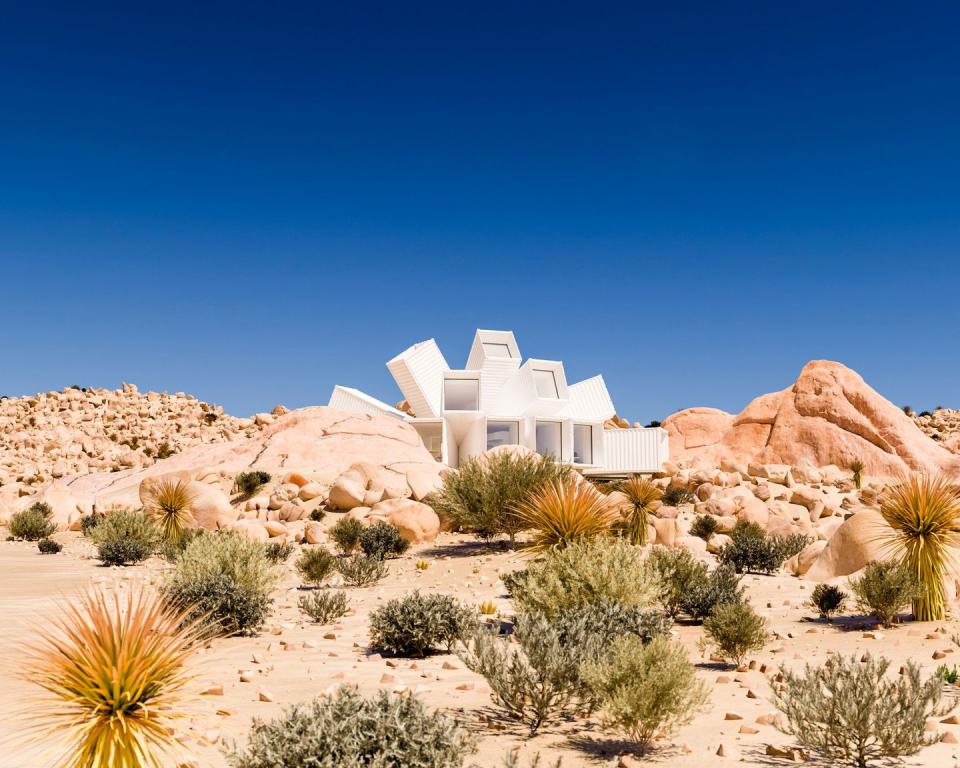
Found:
[2,527,960,768]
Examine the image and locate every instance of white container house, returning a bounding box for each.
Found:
[328,329,668,475]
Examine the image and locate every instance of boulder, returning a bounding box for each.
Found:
[328,469,367,510]
[406,467,442,501]
[785,539,828,576]
[804,510,890,581]
[371,498,440,543]
[298,482,325,501]
[187,481,237,530]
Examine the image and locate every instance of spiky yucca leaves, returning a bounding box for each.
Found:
[879,474,960,622]
[617,476,662,546]
[143,478,196,543]
[513,476,619,553]
[20,587,203,768]
[850,459,865,490]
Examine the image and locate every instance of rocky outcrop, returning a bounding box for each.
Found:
[664,361,960,478]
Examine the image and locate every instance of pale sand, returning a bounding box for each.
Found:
[2,530,960,768]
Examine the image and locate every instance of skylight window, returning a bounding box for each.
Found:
[532,368,559,399]
[482,342,513,358]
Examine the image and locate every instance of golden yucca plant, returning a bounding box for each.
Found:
[20,587,203,768]
[618,475,663,546]
[143,478,196,543]
[879,474,960,622]
[513,476,619,553]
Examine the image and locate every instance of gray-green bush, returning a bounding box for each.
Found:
[37,537,62,554]
[8,502,56,541]
[851,560,919,627]
[648,546,709,618]
[299,591,349,624]
[91,509,159,566]
[701,600,767,667]
[329,517,364,554]
[296,546,337,585]
[369,592,474,657]
[359,522,410,560]
[337,554,388,587]
[717,521,811,575]
[678,563,745,621]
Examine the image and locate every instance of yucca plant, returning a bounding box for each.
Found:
[512,476,619,553]
[617,476,662,545]
[143,478,195,543]
[850,459,865,490]
[879,474,960,622]
[20,587,202,768]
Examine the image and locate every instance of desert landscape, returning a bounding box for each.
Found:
[3,359,960,767]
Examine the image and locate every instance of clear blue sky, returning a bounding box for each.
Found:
[2,3,958,422]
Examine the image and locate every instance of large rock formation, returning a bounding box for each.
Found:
[664,360,960,478]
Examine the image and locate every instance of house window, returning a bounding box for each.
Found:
[536,421,562,459]
[482,342,513,358]
[532,369,559,398]
[444,378,479,410]
[486,421,519,449]
[573,424,593,464]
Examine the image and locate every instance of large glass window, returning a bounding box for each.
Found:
[573,424,593,464]
[532,368,559,398]
[536,421,562,459]
[482,342,513,358]
[443,378,479,410]
[486,420,519,450]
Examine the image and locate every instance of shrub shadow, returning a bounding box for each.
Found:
[419,539,516,559]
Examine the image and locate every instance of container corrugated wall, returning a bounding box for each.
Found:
[602,427,669,473]
[566,375,616,421]
[386,339,448,418]
[328,386,404,419]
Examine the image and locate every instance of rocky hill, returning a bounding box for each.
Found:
[912,408,960,453]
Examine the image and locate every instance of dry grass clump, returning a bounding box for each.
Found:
[513,477,619,553]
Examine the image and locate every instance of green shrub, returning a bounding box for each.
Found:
[295,546,337,585]
[159,527,204,562]
[370,592,474,657]
[79,513,102,537]
[582,635,709,754]
[329,517,364,554]
[235,470,271,498]
[701,600,768,667]
[431,452,569,541]
[938,664,959,685]
[851,560,919,628]
[689,514,719,541]
[337,554,388,587]
[661,486,695,507]
[359,522,410,560]
[810,583,848,620]
[299,590,349,624]
[164,532,280,635]
[37,537,62,554]
[678,563,745,621]
[91,509,159,566]
[9,502,56,541]
[509,537,657,620]
[772,654,953,767]
[308,508,326,522]
[717,521,811,575]
[263,541,293,563]
[648,546,709,618]
[228,686,475,768]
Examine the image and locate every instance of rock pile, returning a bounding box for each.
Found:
[913,408,960,454]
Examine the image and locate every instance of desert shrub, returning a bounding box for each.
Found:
[22,588,203,768]
[299,590,349,624]
[648,546,709,618]
[369,592,474,657]
[359,522,410,560]
[91,509,159,566]
[850,458,865,490]
[509,537,657,620]
[155,441,174,460]
[431,452,569,541]
[938,664,959,685]
[80,513,102,537]
[690,514,719,542]
[308,508,326,522]
[296,546,337,585]
[851,560,919,627]
[9,501,56,541]
[582,635,709,754]
[159,527,204,562]
[661,486,695,507]
[551,600,671,656]
[514,477,619,552]
[235,470,271,498]
[142,478,195,543]
[678,563,745,621]
[164,532,280,636]
[263,541,293,562]
[329,517,364,554]
[228,686,475,768]
[616,476,662,545]
[37,537,62,554]
[717,521,811,575]
[810,583,848,620]
[701,600,768,667]
[337,554,388,587]
[772,654,953,767]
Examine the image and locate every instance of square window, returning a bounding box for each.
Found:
[443,378,479,410]
[486,421,519,449]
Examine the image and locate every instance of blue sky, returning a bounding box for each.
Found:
[1,3,958,422]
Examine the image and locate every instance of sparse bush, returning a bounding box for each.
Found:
[648,546,709,618]
[509,537,657,620]
[678,563,745,621]
[701,600,767,667]
[79,513,102,537]
[431,452,569,541]
[263,541,293,563]
[329,517,364,554]
[235,470,271,498]
[228,686,475,768]
[337,554,388,587]
[295,546,337,585]
[582,635,709,754]
[142,478,195,543]
[690,514,719,542]
[661,485,695,507]
[156,441,174,460]
[851,560,919,627]
[91,509,160,566]
[359,522,410,560]
[513,477,619,552]
[164,532,280,636]
[370,592,474,657]
[159,527,204,562]
[717,521,810,575]
[9,502,56,541]
[308,508,325,522]
[299,590,349,624]
[810,583,848,620]
[772,654,953,767]
[37,537,62,554]
[938,664,958,685]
